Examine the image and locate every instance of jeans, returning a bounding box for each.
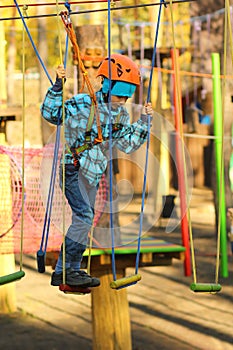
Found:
[55,164,98,273]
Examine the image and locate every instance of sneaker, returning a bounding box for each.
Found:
[51,268,92,287]
[78,270,100,287]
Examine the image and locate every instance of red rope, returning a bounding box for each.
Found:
[0,0,120,8]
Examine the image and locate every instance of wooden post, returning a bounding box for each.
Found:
[91,269,132,350]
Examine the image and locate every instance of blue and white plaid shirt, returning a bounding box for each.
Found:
[41,87,149,185]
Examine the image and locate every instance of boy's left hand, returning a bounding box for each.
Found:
[144,102,153,116]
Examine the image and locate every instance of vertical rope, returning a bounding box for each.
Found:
[125,23,132,59]
[139,24,145,106]
[135,0,165,275]
[106,0,117,282]
[56,0,66,284]
[169,0,192,278]
[87,225,94,275]
[19,7,27,272]
[14,0,53,85]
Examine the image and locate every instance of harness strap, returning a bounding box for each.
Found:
[66,109,122,167]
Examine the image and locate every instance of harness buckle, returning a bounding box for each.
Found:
[60,11,72,29]
[84,131,94,149]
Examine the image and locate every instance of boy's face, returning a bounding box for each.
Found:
[111,95,128,105]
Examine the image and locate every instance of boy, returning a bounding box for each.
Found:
[41,54,153,288]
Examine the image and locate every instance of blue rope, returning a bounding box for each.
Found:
[40,123,61,254]
[39,41,69,263]
[14,0,53,85]
[135,0,166,274]
[39,3,70,268]
[64,1,72,13]
[106,0,117,281]
[14,0,70,269]
[109,0,166,281]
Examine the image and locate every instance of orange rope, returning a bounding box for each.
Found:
[61,11,103,142]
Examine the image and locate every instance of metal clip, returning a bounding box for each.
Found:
[60,10,72,29]
[23,4,29,18]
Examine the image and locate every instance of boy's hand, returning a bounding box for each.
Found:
[144,102,153,116]
[140,102,153,125]
[56,64,66,79]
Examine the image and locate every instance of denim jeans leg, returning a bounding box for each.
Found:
[55,164,98,273]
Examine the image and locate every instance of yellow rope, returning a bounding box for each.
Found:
[87,225,94,275]
[56,0,66,284]
[225,0,233,65]
[19,7,27,272]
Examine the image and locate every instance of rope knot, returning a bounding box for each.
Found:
[161,0,167,8]
[65,1,72,13]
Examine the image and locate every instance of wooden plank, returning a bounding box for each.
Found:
[141,252,153,263]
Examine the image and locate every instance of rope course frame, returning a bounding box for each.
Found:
[0,0,196,21]
[0,0,121,8]
[1,0,231,294]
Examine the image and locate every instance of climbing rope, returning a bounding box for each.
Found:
[0,5,28,285]
[19,8,26,276]
[60,10,103,142]
[135,0,167,276]
[169,0,222,293]
[13,0,69,273]
[109,0,166,290]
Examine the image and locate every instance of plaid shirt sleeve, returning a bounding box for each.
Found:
[114,110,149,154]
[40,87,63,125]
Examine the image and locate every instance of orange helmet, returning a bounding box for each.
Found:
[97,54,140,86]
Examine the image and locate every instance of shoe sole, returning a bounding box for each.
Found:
[51,279,92,287]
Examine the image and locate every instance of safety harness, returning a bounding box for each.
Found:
[60,10,103,166]
[60,11,129,169]
[67,107,123,169]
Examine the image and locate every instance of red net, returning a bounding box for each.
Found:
[0,145,108,254]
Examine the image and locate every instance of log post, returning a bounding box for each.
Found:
[91,269,132,350]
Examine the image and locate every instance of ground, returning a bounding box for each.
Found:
[0,187,233,350]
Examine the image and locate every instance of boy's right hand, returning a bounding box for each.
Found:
[56,64,66,79]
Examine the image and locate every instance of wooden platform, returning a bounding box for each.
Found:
[46,237,185,271]
[45,237,185,350]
